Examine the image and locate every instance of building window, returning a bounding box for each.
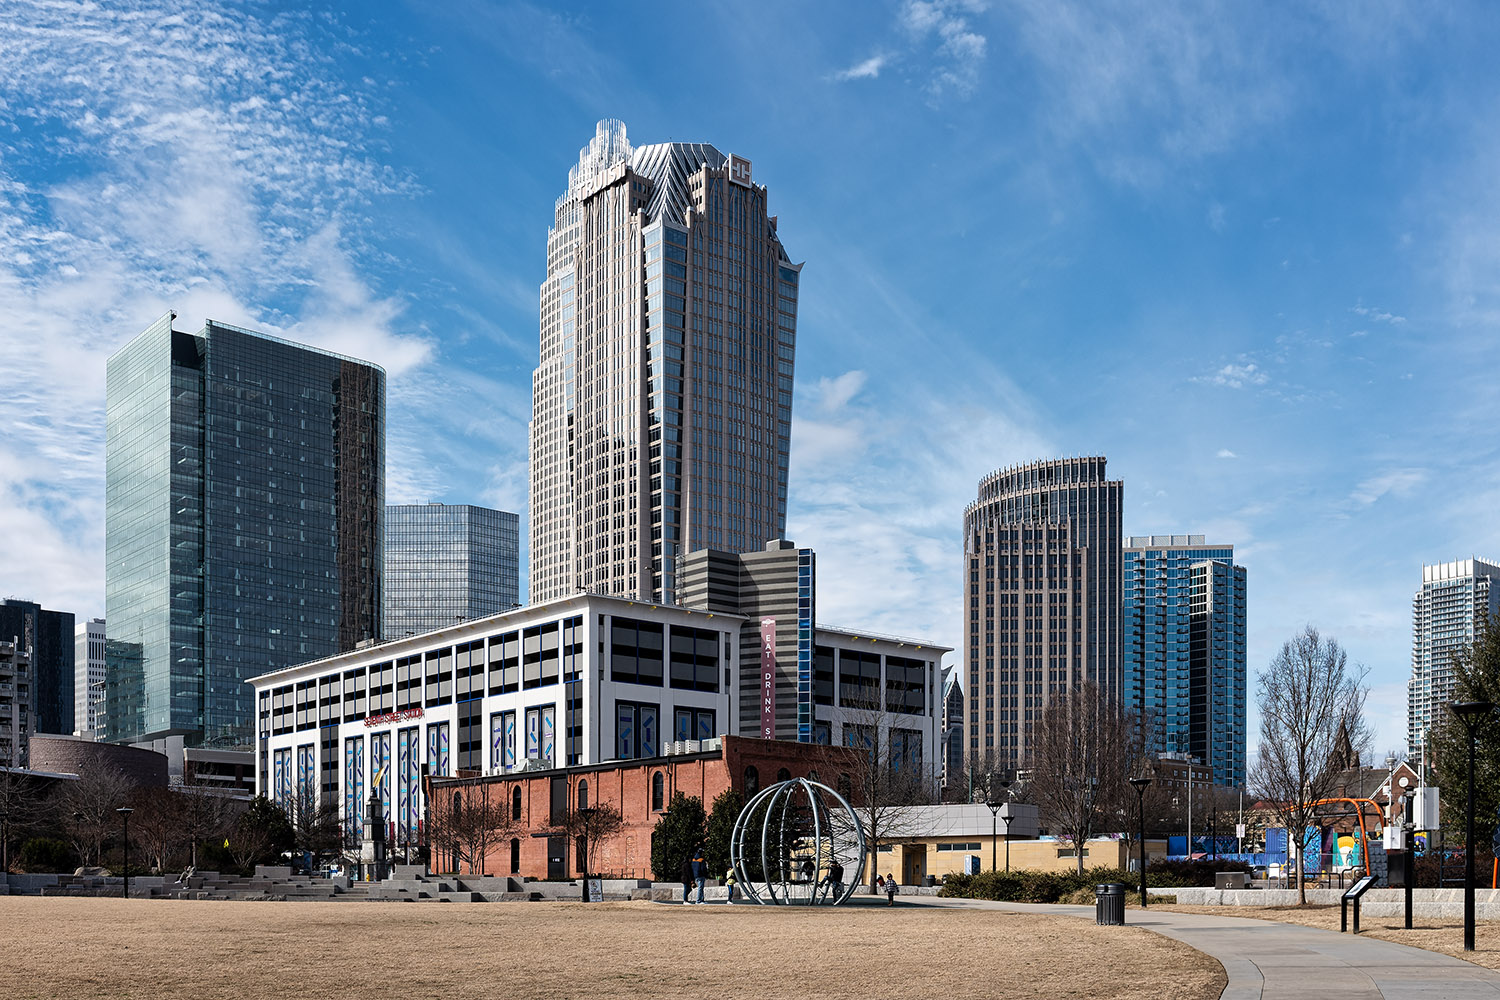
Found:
[512,786,523,822]
[578,779,589,810]
[668,625,720,691]
[610,618,664,686]
[652,771,665,811]
[838,649,882,709]
[510,838,521,874]
[744,766,759,798]
[672,708,715,743]
[776,767,791,782]
[616,701,660,760]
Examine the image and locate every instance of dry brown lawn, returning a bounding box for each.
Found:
[1,896,1225,1000]
[1161,903,1500,971]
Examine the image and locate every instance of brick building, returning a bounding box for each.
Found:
[426,735,860,881]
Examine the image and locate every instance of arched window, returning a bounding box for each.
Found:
[510,838,521,874]
[652,771,665,811]
[744,766,759,798]
[776,767,791,783]
[454,789,463,814]
[578,779,589,810]
[512,786,523,821]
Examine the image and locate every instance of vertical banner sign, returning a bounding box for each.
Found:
[760,617,777,739]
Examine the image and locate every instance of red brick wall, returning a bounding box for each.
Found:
[429,736,863,880]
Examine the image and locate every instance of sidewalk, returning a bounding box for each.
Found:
[945,898,1500,999]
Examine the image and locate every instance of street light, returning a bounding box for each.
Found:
[116,807,134,899]
[1449,700,1494,952]
[982,774,1013,872]
[1129,775,1153,908]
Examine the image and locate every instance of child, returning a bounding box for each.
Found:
[885,874,899,906]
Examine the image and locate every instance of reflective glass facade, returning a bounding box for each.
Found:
[1122,536,1247,789]
[106,314,384,745]
[384,503,520,638]
[0,599,75,736]
[1408,558,1499,765]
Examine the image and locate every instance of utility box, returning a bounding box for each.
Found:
[1413,787,1440,831]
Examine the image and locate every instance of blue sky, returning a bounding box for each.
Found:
[3,0,1498,759]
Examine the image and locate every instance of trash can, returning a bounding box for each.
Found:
[1095,882,1126,925]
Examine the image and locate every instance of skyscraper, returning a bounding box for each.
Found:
[105,313,384,746]
[962,457,1123,772]
[1123,535,1247,789]
[384,503,520,638]
[1408,558,1500,766]
[941,667,963,792]
[0,599,75,736]
[529,120,800,606]
[74,617,105,738]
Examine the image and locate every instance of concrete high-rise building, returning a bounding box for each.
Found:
[0,639,31,768]
[1123,535,1247,789]
[530,120,801,606]
[384,504,520,639]
[0,599,74,736]
[1408,558,1500,766]
[962,457,1124,773]
[74,617,106,738]
[105,313,384,747]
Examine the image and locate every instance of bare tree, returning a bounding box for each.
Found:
[54,767,136,869]
[0,767,45,872]
[176,788,231,870]
[428,782,511,876]
[820,702,934,889]
[549,803,625,881]
[131,787,183,872]
[1251,625,1370,903]
[1026,682,1146,873]
[290,787,343,872]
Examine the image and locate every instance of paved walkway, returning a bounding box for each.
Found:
[937,898,1500,999]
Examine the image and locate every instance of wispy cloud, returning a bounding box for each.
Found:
[902,0,989,96]
[831,53,889,82]
[0,1,432,616]
[1351,304,1407,324]
[1349,469,1427,507]
[1195,361,1270,389]
[1216,448,1237,459]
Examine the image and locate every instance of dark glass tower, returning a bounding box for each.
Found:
[105,313,384,745]
[962,457,1124,773]
[0,600,74,735]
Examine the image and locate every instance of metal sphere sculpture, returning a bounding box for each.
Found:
[730,777,866,905]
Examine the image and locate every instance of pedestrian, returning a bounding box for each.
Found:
[724,867,737,904]
[828,860,844,899]
[681,856,695,904]
[875,874,885,893]
[691,846,708,904]
[885,873,899,906]
[801,858,814,883]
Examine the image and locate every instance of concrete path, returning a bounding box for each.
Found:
[943,899,1500,999]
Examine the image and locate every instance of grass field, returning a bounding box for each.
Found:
[1162,903,1500,970]
[2,896,1226,1000]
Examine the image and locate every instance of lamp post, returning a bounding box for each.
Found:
[983,775,1012,872]
[1129,775,1153,907]
[1449,700,1494,952]
[116,807,134,899]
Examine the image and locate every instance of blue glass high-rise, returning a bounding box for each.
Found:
[1123,535,1247,789]
[105,313,384,746]
[384,503,520,639]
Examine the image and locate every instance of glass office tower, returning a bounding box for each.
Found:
[105,313,384,746]
[529,120,801,605]
[384,503,521,638]
[1408,558,1500,766]
[1122,536,1247,789]
[0,599,74,736]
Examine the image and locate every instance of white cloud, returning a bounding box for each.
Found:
[831,54,889,81]
[1349,468,1427,507]
[0,1,432,617]
[1216,448,1237,459]
[1351,304,1406,324]
[1196,361,1270,389]
[900,0,989,97]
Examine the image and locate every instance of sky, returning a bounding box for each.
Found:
[3,0,1499,760]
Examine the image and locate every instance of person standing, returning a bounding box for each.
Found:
[885,873,899,906]
[691,846,708,904]
[724,867,737,904]
[828,860,844,900]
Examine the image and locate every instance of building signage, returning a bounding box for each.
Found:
[760,617,776,739]
[728,154,752,188]
[364,707,424,728]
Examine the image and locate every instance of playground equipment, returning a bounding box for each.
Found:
[729,777,865,905]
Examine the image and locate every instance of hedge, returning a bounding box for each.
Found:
[937,858,1253,903]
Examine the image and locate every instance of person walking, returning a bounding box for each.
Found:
[681,856,695,904]
[885,873,899,906]
[827,860,844,900]
[691,846,708,904]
